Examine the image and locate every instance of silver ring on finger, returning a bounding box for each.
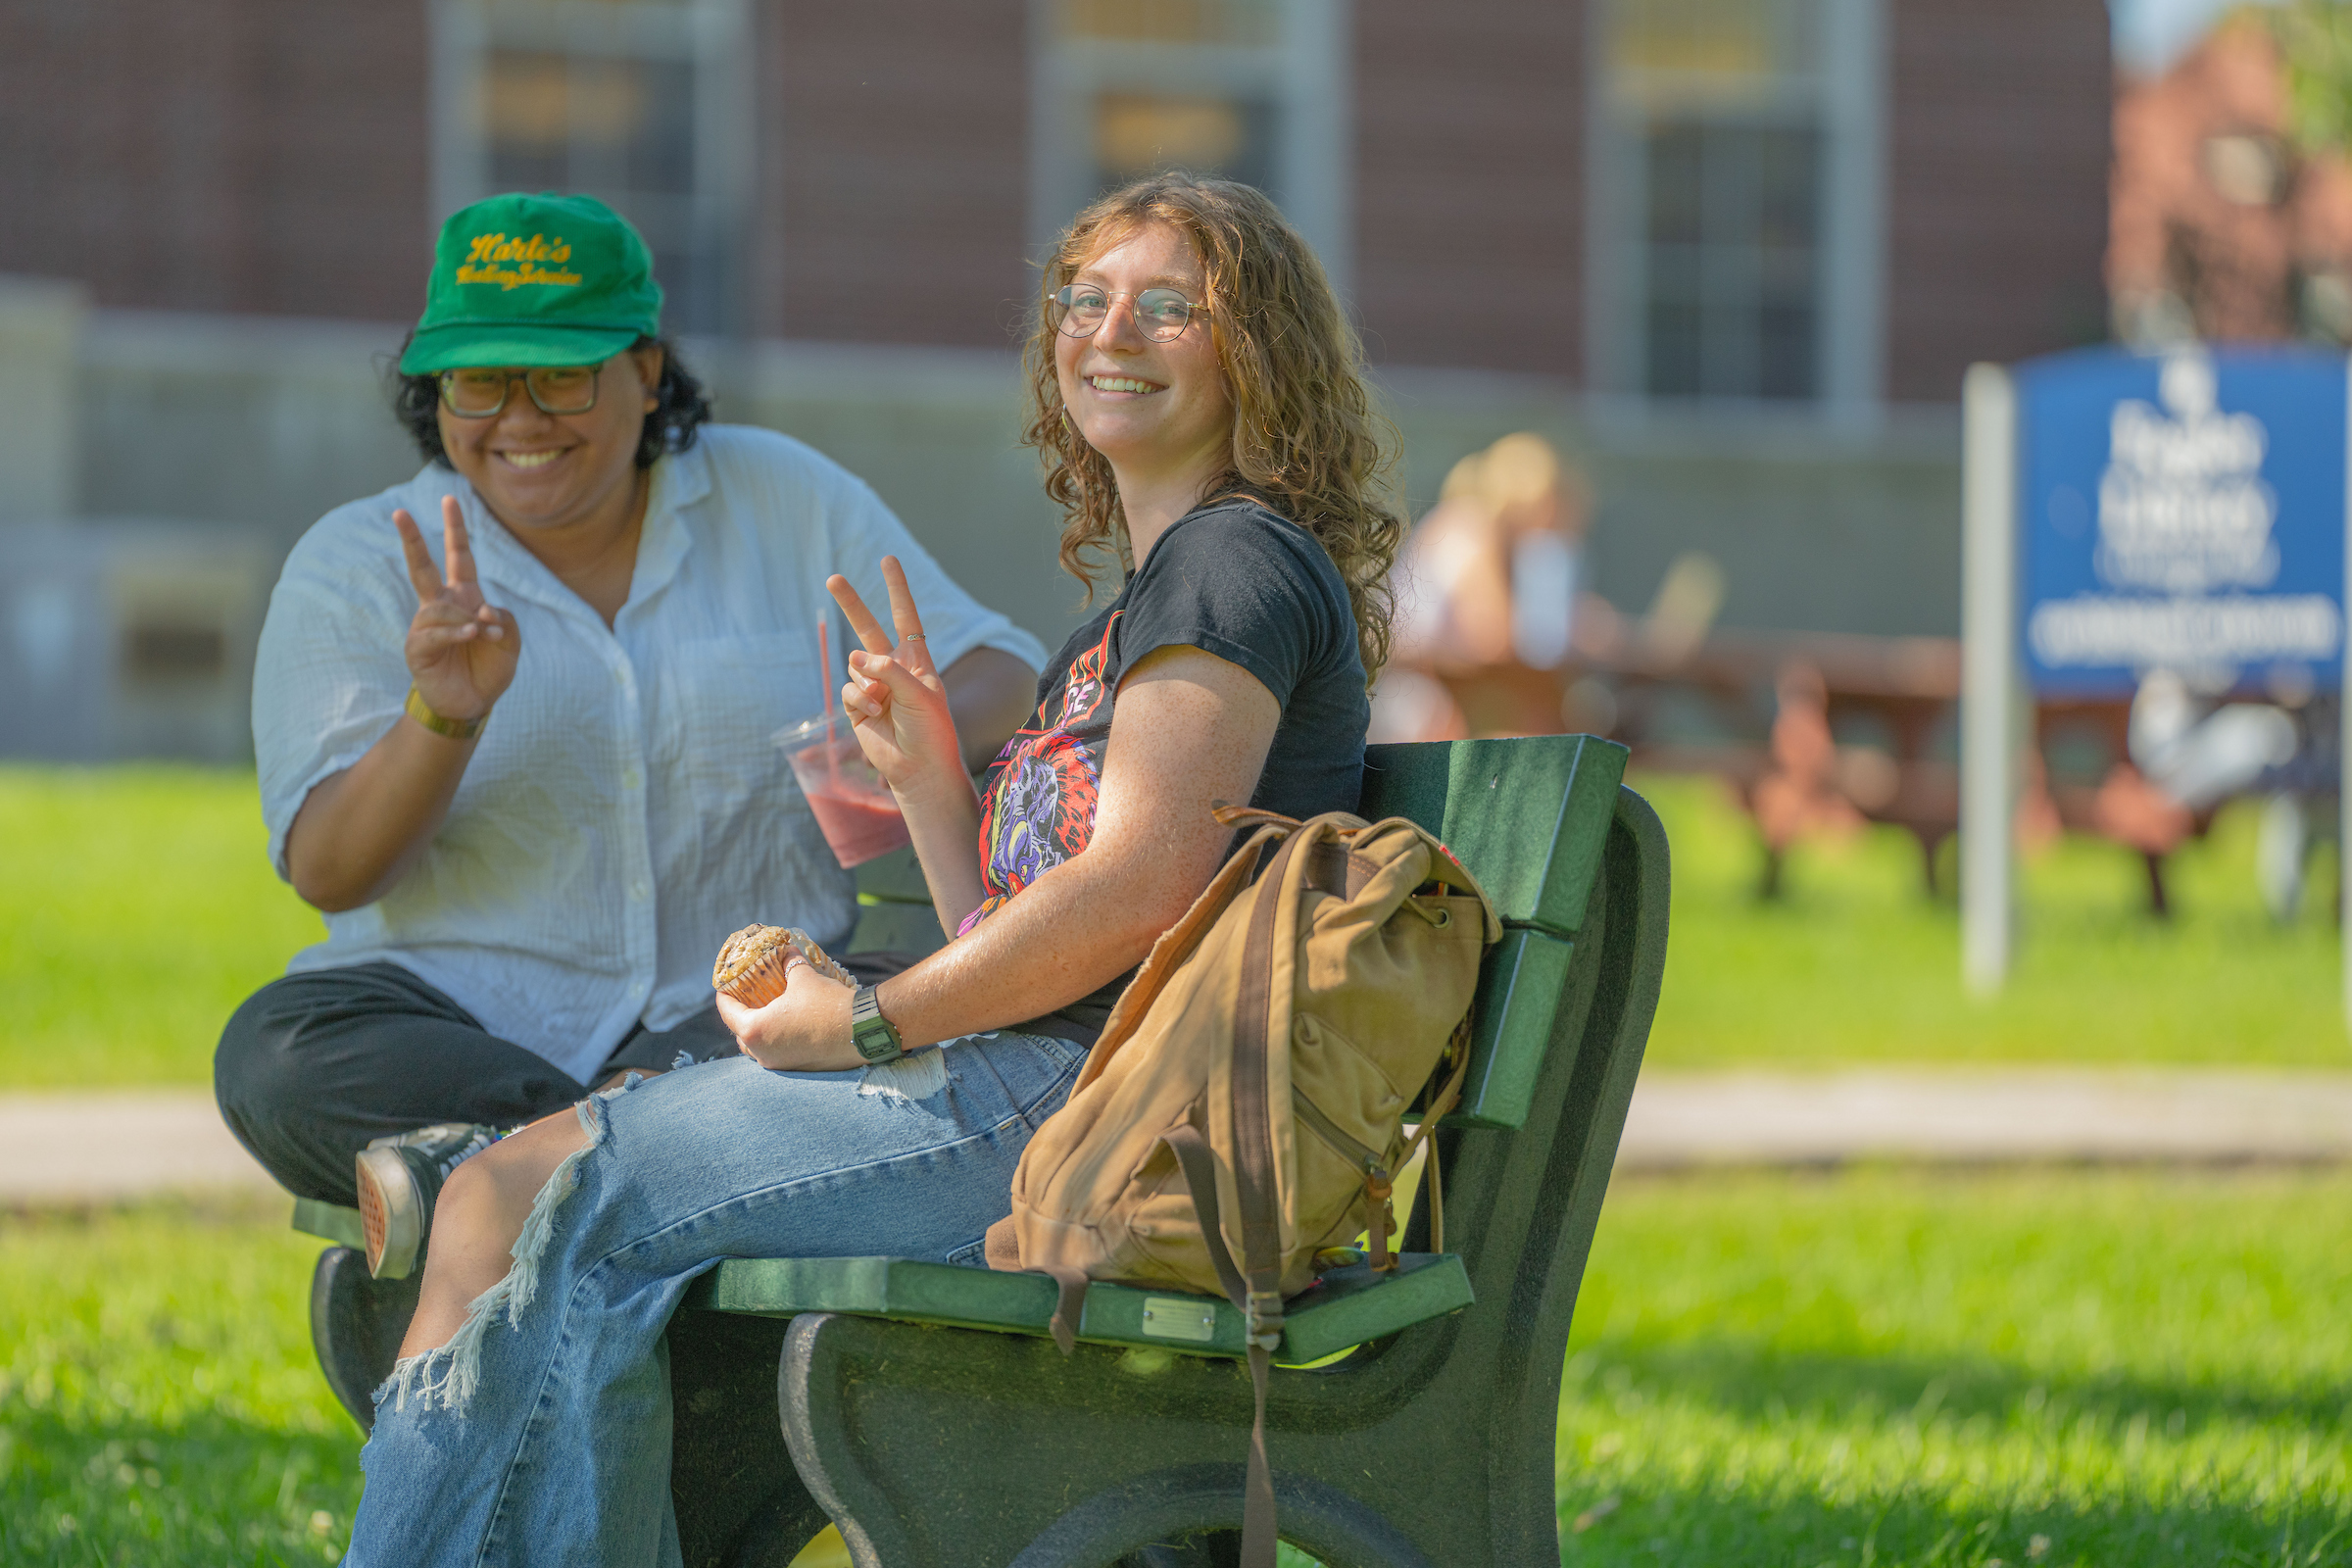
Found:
[901,632,927,644]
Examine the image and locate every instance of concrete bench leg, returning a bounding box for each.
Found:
[666,1308,836,1567]
[778,1311,1548,1568]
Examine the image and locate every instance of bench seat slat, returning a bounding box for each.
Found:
[293,1197,367,1251]
[684,1252,1474,1367]
[291,1200,1473,1364]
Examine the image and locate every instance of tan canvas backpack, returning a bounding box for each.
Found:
[986,804,1501,1566]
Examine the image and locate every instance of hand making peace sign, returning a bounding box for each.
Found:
[826,556,965,798]
[395,495,521,724]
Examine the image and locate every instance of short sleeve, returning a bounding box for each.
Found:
[826,476,1048,675]
[252,521,416,880]
[1113,506,1344,705]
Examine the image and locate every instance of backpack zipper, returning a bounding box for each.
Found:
[1292,1088,1400,1268]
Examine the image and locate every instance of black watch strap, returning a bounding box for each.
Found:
[850,984,904,1062]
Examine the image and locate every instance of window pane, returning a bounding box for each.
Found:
[1757,300,1816,399]
[1059,0,1281,47]
[1093,93,1276,196]
[1609,0,1819,114]
[1637,113,1821,398]
[1754,124,1818,250]
[1645,123,1704,247]
[482,51,572,192]
[474,35,715,332]
[1612,0,1828,402]
[1647,295,1704,397]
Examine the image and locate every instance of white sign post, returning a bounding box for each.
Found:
[1960,362,2016,997]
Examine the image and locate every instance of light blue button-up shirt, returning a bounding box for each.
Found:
[254,425,1044,1082]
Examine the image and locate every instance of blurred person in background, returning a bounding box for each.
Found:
[1370,431,1606,740]
[212,194,1042,1315]
[2088,666,2321,917]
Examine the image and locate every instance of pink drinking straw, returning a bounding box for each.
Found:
[817,621,842,790]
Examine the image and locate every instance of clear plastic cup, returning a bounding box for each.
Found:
[776,713,911,868]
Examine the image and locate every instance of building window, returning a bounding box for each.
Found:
[431,0,751,335]
[1589,0,1882,413]
[1031,0,1349,294]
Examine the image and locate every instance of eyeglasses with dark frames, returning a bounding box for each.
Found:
[1049,285,1203,344]
[437,363,606,418]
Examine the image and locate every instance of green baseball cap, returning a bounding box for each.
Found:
[398,192,664,374]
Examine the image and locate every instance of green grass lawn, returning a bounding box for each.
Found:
[1640,771,2352,1068]
[0,767,321,1088]
[2,763,2347,1080]
[0,1199,356,1565]
[1558,1167,2350,1566]
[3,1171,2340,1566]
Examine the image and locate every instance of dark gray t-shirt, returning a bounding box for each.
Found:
[962,497,1370,1038]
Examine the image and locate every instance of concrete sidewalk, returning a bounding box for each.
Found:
[4,1069,2348,1206]
[1610,1069,2352,1170]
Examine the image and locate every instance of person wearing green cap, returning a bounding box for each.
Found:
[214,193,1043,1392]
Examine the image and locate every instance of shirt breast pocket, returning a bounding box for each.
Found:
[662,634,817,829]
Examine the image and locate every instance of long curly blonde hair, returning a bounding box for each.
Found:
[1021,172,1403,682]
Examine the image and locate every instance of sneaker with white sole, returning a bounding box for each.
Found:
[356,1122,503,1280]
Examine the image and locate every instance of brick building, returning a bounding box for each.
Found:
[0,0,2120,761]
[2109,13,2352,347]
[0,0,2108,410]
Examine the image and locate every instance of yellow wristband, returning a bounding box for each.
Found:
[405,686,489,741]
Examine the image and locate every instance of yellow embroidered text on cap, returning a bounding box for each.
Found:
[455,232,583,291]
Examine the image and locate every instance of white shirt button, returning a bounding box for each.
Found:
[623,768,643,790]
[630,881,650,901]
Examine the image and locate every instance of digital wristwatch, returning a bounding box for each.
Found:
[849,984,904,1062]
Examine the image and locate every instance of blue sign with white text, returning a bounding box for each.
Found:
[2017,345,2346,696]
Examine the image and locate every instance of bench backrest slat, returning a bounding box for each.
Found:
[1358,737,1627,1130]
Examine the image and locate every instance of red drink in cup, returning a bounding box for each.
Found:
[777,713,912,868]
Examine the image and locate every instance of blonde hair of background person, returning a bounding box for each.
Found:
[1024,172,1405,683]
[1395,432,1591,670]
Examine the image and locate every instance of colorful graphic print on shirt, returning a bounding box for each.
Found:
[961,614,1120,935]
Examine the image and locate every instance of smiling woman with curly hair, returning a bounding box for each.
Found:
[347,172,1399,1566]
[1027,172,1405,681]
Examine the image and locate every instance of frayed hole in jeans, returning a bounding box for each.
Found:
[379,1094,608,1416]
[857,1049,949,1105]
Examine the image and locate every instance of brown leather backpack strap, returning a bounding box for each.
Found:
[1394,1017,1474,1258]
[1160,1119,1249,1309]
[1227,823,1312,1568]
[1041,1264,1091,1357]
[1077,822,1291,1097]
[1209,803,1301,834]
[1423,1131,1445,1256]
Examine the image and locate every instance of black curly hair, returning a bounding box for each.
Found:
[390,334,713,470]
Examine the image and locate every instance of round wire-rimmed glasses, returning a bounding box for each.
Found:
[1049,285,1203,343]
[437,363,605,418]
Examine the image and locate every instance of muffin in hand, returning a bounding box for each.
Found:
[712,923,855,1007]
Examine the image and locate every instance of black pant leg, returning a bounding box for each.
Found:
[599,1004,742,1076]
[215,962,592,1205]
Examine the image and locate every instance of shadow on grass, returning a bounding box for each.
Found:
[0,1407,361,1568]
[1555,1477,2349,1568]
[1556,1344,2352,1567]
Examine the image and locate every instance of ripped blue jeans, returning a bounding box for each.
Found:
[344,1030,1087,1567]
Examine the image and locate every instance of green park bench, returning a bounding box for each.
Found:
[293,735,1670,1566]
